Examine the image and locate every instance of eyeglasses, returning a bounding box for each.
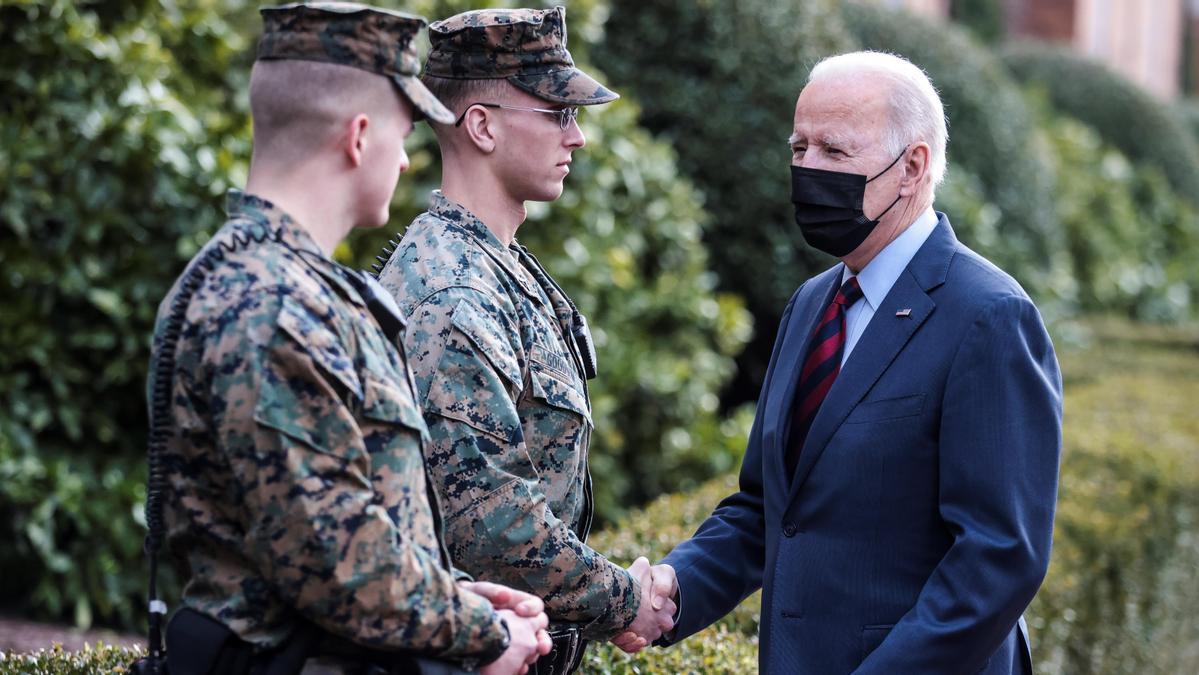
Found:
[454,102,580,131]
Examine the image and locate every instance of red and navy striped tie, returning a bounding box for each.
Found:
[786,276,865,478]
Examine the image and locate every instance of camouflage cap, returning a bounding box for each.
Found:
[258,2,455,124]
[425,6,618,106]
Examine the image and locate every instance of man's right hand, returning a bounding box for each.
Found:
[480,608,552,675]
[611,556,677,653]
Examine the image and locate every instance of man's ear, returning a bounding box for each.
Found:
[460,106,497,154]
[344,113,370,168]
[899,142,931,196]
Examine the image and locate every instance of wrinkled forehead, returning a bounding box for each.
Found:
[792,76,891,144]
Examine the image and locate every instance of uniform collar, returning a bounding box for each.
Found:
[427,190,544,302]
[225,189,364,307]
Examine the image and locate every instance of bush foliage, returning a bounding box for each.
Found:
[597,0,856,402]
[1003,43,1199,201]
[1039,110,1196,320]
[949,0,1006,44]
[0,0,247,631]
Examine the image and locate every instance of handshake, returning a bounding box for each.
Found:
[462,557,677,673]
[611,557,678,654]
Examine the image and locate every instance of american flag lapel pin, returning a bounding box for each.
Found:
[895,308,912,317]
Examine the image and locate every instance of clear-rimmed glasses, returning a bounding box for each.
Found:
[454,102,580,130]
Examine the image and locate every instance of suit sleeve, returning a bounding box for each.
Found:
[854,294,1062,674]
[657,290,801,643]
[404,291,641,640]
[222,295,507,659]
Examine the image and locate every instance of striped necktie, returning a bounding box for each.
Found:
[786,276,865,478]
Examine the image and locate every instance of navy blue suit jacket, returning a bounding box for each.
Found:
[661,215,1062,674]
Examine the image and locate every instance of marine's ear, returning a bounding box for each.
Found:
[458,105,498,155]
[342,113,371,168]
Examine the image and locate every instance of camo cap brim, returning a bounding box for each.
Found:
[258,2,455,124]
[425,6,619,106]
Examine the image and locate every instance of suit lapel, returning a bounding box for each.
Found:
[787,215,958,498]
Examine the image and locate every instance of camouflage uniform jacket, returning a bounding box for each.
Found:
[376,191,640,639]
[152,191,506,658]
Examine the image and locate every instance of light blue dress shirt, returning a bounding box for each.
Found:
[841,208,938,365]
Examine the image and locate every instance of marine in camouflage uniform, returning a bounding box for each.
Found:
[374,6,637,649]
[151,2,511,667]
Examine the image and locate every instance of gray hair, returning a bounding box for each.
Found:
[808,51,948,188]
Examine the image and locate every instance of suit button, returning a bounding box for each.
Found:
[782,523,797,537]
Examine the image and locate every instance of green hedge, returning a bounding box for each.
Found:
[0,643,144,675]
[1032,319,1199,673]
[0,0,246,631]
[949,0,1006,44]
[1003,43,1199,201]
[596,0,857,403]
[1038,108,1197,320]
[840,3,1065,305]
[1179,99,1199,145]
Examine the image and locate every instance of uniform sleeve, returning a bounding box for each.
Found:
[405,291,641,640]
[216,292,508,659]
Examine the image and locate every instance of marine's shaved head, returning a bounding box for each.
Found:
[249,60,408,165]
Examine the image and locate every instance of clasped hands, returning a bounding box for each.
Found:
[460,580,552,675]
[610,557,678,654]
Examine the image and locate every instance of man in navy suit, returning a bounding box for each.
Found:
[625,51,1063,673]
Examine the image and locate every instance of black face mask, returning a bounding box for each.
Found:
[790,148,906,257]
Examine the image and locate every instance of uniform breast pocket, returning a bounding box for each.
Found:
[522,358,591,510]
[845,393,925,425]
[358,374,430,444]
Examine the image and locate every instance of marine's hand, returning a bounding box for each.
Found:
[611,556,677,654]
[460,580,545,618]
[481,609,552,675]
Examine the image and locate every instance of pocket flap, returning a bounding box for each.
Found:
[361,375,430,444]
[449,298,522,389]
[529,362,591,425]
[860,623,894,660]
[846,393,925,424]
[276,294,361,400]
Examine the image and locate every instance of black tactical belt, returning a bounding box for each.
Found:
[533,625,588,675]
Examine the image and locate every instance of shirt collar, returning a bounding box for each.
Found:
[427,190,544,302]
[428,190,511,254]
[224,189,325,258]
[842,207,938,311]
[224,189,364,306]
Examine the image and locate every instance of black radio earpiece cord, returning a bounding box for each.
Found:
[141,224,283,674]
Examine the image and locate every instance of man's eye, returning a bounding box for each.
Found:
[828,147,844,156]
[791,147,806,156]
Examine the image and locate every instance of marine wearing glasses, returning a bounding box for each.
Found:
[455,102,580,131]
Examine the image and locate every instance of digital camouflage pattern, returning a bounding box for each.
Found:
[151,191,506,658]
[424,6,618,105]
[375,192,639,640]
[258,2,454,123]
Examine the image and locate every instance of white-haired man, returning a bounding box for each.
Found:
[639,51,1062,674]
